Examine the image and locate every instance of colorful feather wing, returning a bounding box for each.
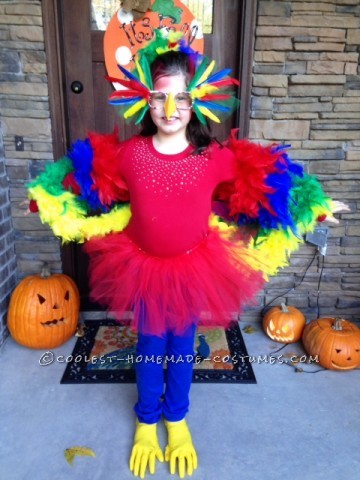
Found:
[214,132,332,276]
[27,131,131,243]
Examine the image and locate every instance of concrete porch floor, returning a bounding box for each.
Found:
[0,320,359,480]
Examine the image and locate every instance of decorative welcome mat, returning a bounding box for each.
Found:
[60,320,256,384]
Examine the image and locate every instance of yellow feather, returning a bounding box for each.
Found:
[29,185,132,243]
[124,99,147,118]
[80,206,131,240]
[135,59,146,86]
[196,60,216,85]
[209,214,237,235]
[191,84,218,100]
[208,214,306,279]
[168,31,183,43]
[249,229,302,276]
[198,106,221,123]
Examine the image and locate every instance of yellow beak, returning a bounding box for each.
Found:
[164,93,177,120]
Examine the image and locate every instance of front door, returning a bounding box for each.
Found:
[43,0,256,309]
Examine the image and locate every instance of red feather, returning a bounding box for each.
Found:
[105,76,149,96]
[29,199,39,213]
[200,93,232,101]
[109,89,148,98]
[209,79,240,88]
[62,172,81,195]
[219,130,286,219]
[89,129,129,206]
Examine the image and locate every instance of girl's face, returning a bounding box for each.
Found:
[149,74,192,138]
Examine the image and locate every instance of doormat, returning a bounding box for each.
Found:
[60,320,256,384]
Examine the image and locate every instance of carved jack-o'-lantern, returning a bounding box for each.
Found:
[302,317,360,371]
[7,265,80,349]
[263,303,306,343]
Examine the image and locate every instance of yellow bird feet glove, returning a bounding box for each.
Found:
[129,420,164,478]
[164,419,198,478]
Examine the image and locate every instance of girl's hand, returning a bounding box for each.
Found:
[326,201,350,224]
[19,199,31,216]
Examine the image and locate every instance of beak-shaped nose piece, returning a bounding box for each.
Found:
[164,93,177,120]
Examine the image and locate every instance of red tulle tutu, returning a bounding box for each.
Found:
[84,229,264,336]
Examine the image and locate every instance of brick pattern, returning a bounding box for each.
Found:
[0,0,61,277]
[0,0,61,346]
[0,132,17,349]
[246,0,360,321]
[1,0,359,327]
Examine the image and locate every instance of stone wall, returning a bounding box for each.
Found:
[248,0,360,321]
[0,126,16,349]
[0,0,61,274]
[0,0,61,347]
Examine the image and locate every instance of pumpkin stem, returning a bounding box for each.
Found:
[280,302,289,313]
[40,263,51,279]
[333,318,344,331]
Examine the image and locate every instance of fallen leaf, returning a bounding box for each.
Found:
[242,325,258,334]
[64,446,96,466]
[281,352,301,364]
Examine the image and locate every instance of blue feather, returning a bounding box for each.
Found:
[204,68,232,84]
[258,170,295,230]
[281,151,304,177]
[109,96,143,105]
[178,38,197,56]
[117,64,147,88]
[194,99,231,112]
[271,146,304,177]
[235,149,305,231]
[67,139,106,212]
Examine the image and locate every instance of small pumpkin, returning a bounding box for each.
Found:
[263,303,306,343]
[302,317,360,371]
[7,264,80,349]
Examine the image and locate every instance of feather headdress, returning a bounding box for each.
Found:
[107,29,239,125]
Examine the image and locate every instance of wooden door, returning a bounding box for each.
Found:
[43,0,257,309]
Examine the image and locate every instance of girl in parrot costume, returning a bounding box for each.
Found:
[28,29,348,479]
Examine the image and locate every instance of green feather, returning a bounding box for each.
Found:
[135,104,150,125]
[289,173,330,227]
[139,54,153,90]
[192,103,207,125]
[187,56,211,91]
[27,157,73,196]
[137,30,169,66]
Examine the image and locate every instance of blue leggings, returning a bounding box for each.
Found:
[134,324,196,424]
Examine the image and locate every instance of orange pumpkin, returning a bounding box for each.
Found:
[7,265,80,349]
[302,317,360,371]
[263,303,306,343]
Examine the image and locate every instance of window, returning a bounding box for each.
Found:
[91,0,213,33]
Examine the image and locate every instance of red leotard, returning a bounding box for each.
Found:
[122,136,234,257]
[84,135,264,335]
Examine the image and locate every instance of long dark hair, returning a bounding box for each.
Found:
[140,51,213,153]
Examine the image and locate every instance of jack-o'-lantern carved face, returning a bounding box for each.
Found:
[8,266,80,349]
[37,289,71,328]
[266,319,295,343]
[263,303,306,344]
[302,318,360,371]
